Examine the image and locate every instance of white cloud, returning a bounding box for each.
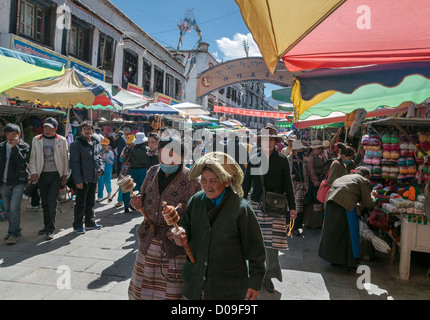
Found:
[216,33,261,61]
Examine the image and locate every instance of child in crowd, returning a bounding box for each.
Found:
[97,138,114,201]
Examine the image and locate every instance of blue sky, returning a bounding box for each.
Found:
[109,0,282,97]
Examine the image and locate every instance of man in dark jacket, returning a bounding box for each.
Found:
[115,131,126,176]
[0,124,30,244]
[70,121,104,234]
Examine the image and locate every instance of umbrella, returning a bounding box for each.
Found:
[5,68,106,106]
[282,0,430,72]
[235,0,346,73]
[127,102,181,115]
[173,102,210,116]
[0,47,65,92]
[74,69,152,111]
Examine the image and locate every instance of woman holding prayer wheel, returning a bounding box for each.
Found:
[172,152,266,300]
[127,138,201,300]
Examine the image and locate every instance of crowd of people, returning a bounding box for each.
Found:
[0,117,380,300]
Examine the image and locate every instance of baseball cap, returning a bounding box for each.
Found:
[43,117,58,129]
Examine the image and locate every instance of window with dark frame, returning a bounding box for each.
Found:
[18,0,54,47]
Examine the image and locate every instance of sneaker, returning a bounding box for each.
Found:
[6,236,19,245]
[115,201,124,208]
[124,208,130,213]
[96,198,104,202]
[38,228,48,235]
[73,227,85,235]
[107,193,112,198]
[46,232,54,240]
[85,224,102,231]
[26,204,39,210]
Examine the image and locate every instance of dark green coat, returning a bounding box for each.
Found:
[180,188,266,300]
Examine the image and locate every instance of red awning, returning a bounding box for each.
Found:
[283,0,430,72]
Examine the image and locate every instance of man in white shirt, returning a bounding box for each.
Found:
[29,118,69,240]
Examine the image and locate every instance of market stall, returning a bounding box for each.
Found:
[364,117,430,280]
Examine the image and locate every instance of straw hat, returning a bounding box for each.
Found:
[322,140,330,148]
[189,152,244,197]
[126,135,135,145]
[101,138,110,145]
[309,140,324,149]
[287,134,297,141]
[291,140,307,151]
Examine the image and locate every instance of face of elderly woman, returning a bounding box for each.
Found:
[201,169,230,199]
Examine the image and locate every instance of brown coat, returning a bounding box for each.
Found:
[136,165,202,258]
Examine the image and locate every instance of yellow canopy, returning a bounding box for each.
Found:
[235,0,346,73]
[6,68,98,106]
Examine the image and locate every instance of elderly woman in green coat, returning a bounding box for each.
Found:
[168,152,266,300]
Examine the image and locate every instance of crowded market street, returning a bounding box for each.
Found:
[0,177,428,301]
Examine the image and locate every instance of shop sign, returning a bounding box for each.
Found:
[12,36,68,66]
[127,83,144,95]
[155,92,180,105]
[213,105,292,119]
[69,57,105,81]
[197,57,294,98]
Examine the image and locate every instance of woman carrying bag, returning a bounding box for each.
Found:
[242,125,296,293]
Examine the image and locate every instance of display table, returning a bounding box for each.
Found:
[399,215,430,280]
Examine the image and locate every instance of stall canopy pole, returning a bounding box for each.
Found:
[65,103,71,138]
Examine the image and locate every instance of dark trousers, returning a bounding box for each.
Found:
[38,172,61,233]
[73,182,96,229]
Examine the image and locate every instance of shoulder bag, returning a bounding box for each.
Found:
[259,175,288,218]
[317,160,340,203]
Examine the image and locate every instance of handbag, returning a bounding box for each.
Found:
[316,160,340,203]
[259,175,288,218]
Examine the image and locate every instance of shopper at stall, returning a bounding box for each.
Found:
[326,143,356,187]
[318,166,377,271]
[242,125,296,293]
[70,121,104,234]
[0,124,30,244]
[287,139,309,236]
[172,151,265,300]
[303,140,327,229]
[97,138,114,202]
[122,132,149,213]
[127,138,201,300]
[28,117,69,240]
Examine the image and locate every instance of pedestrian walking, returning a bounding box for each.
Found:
[319,167,377,271]
[128,138,201,300]
[69,121,104,234]
[116,131,126,176]
[0,123,30,245]
[97,138,114,201]
[287,139,309,236]
[303,140,326,229]
[173,151,265,300]
[242,125,296,293]
[28,117,69,240]
[114,135,134,208]
[122,132,149,213]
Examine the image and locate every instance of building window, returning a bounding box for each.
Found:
[18,0,54,47]
[142,58,152,94]
[175,79,182,101]
[98,33,114,72]
[123,49,138,89]
[69,17,91,62]
[154,66,164,94]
